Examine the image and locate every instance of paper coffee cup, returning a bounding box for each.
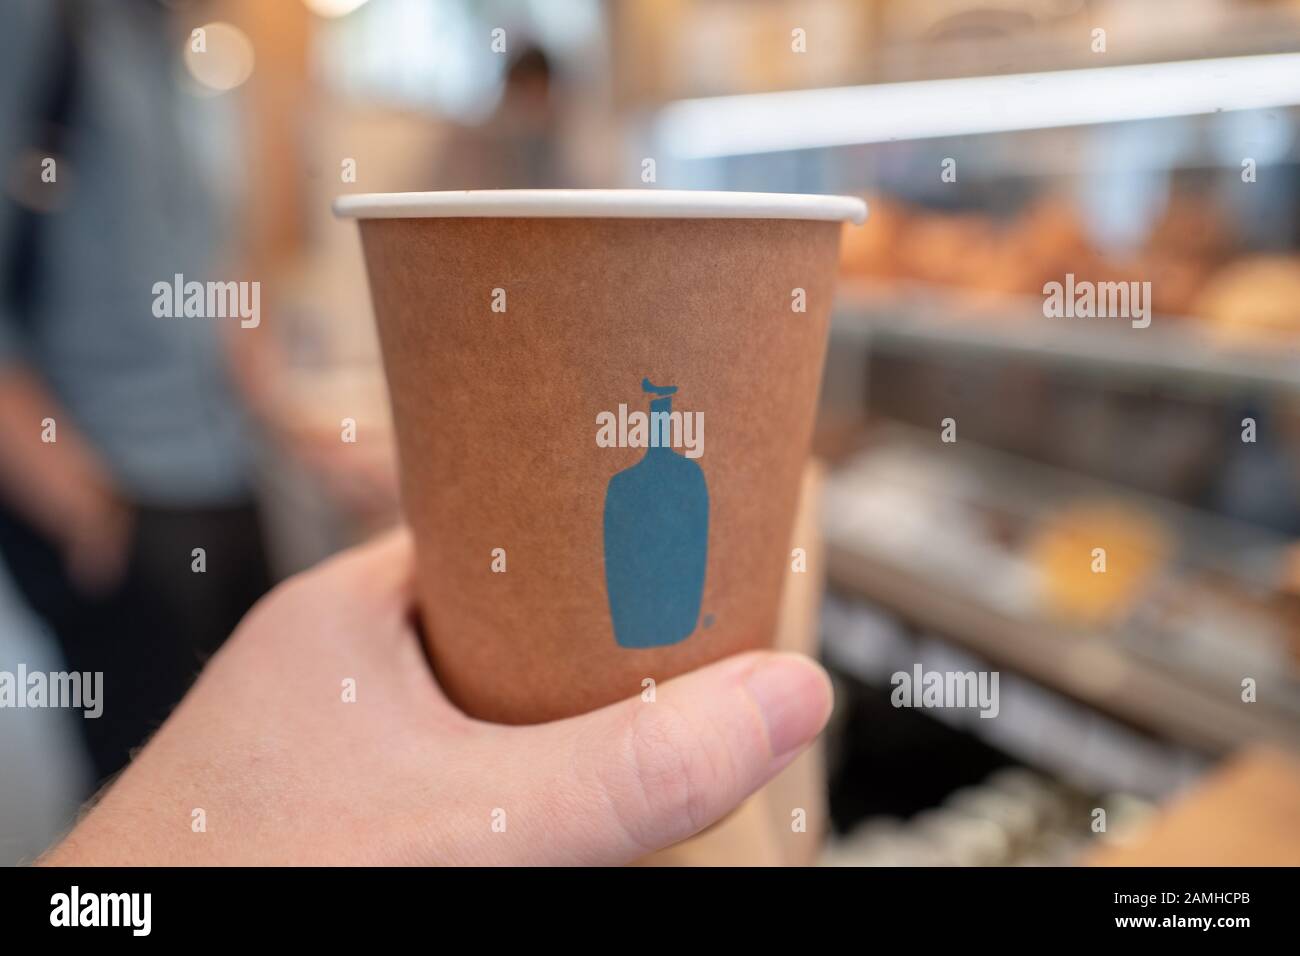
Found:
[335,189,866,723]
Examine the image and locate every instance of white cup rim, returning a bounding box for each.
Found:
[333,189,867,225]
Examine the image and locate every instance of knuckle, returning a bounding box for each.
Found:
[603,701,724,847]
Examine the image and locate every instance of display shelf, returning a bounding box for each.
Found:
[826,538,1300,756]
[834,282,1300,397]
[820,430,1300,757]
[866,11,1300,87]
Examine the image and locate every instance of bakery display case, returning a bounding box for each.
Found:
[632,0,1300,864]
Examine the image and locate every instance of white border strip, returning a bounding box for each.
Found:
[333,189,867,224]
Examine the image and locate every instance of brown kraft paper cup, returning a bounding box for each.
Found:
[339,192,865,723]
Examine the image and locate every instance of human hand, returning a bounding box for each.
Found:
[0,366,132,594]
[57,475,133,596]
[284,417,400,526]
[40,528,833,865]
[221,322,400,526]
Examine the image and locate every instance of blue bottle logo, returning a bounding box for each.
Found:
[601,379,710,649]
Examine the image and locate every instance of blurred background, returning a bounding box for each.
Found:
[2,0,1300,866]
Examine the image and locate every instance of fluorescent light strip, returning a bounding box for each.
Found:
[653,53,1300,159]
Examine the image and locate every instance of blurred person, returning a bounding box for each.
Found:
[435,45,571,189]
[0,0,271,784]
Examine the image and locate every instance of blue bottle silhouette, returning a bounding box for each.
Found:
[603,379,709,648]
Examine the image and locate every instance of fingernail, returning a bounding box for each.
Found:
[743,653,833,759]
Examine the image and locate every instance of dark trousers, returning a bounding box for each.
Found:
[0,500,272,787]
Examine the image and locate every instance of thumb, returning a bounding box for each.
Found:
[504,651,833,865]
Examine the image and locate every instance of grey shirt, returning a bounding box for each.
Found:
[0,0,254,506]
